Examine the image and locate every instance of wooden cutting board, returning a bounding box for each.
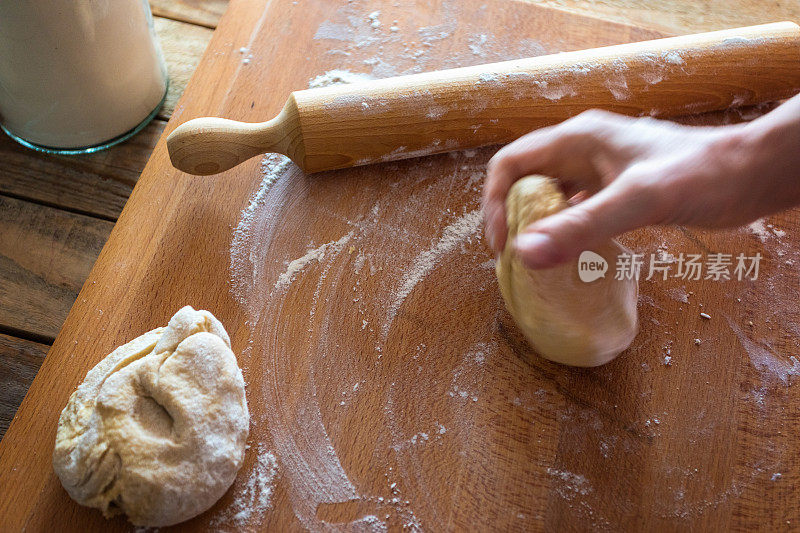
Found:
[2,0,799,530]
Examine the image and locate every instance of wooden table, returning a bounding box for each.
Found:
[5,0,800,432]
[2,0,798,441]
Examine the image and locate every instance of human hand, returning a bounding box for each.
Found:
[482,100,800,269]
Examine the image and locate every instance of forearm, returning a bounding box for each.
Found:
[739,93,800,213]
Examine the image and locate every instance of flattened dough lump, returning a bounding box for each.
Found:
[53,306,249,527]
[496,176,639,367]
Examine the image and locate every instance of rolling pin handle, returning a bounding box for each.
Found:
[166,97,300,175]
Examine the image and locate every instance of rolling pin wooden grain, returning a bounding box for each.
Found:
[167,22,800,175]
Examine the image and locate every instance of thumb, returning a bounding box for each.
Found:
[514,182,657,269]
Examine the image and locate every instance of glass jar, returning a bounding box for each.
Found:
[0,0,169,154]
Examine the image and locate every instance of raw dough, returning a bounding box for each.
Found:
[53,306,249,527]
[496,176,639,367]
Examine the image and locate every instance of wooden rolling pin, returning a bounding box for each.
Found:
[167,22,800,175]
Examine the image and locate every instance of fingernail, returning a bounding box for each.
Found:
[514,233,558,268]
[486,226,496,251]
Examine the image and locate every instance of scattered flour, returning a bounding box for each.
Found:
[260,154,293,185]
[238,46,253,64]
[663,50,685,65]
[367,10,381,29]
[748,219,771,242]
[275,231,355,291]
[667,287,689,303]
[603,73,630,100]
[748,219,785,241]
[314,2,548,79]
[313,21,355,42]
[212,444,279,529]
[468,33,489,56]
[478,258,496,270]
[417,20,457,45]
[230,154,296,304]
[425,105,448,119]
[547,468,593,497]
[465,342,491,365]
[308,69,374,88]
[351,515,388,532]
[640,70,664,85]
[383,209,483,338]
[727,317,800,384]
[535,80,578,101]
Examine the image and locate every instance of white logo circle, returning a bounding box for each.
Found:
[577,251,608,282]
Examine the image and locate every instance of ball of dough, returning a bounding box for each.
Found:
[53,306,249,527]
[495,176,639,367]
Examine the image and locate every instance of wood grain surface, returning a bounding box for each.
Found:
[1,0,799,531]
[0,120,163,220]
[527,0,800,35]
[151,0,228,28]
[0,335,47,437]
[0,196,112,342]
[154,17,216,119]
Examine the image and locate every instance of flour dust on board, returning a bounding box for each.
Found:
[222,0,800,530]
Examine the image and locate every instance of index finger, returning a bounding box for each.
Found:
[481,127,559,254]
[482,126,595,254]
[482,111,626,253]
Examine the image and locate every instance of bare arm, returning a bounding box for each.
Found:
[482,94,800,268]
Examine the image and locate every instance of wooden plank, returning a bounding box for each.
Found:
[150,0,228,29]
[0,334,48,440]
[0,196,113,342]
[0,120,164,221]
[154,17,216,120]
[525,0,800,34]
[1,0,798,531]
[0,0,653,529]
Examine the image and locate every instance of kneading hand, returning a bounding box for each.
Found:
[482,94,800,269]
